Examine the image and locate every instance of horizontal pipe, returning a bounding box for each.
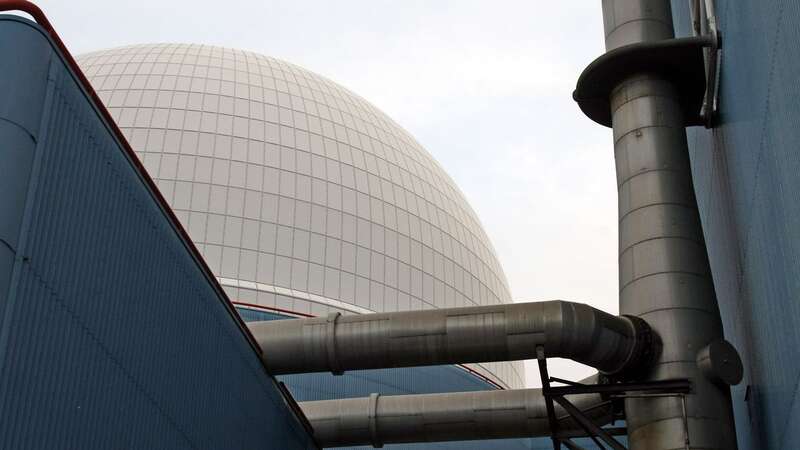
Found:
[299,376,613,448]
[248,300,655,377]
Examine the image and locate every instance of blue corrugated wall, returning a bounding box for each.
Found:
[671,2,800,448]
[0,16,315,450]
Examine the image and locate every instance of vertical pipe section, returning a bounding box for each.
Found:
[601,1,737,448]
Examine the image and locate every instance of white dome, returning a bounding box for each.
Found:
[77,43,523,389]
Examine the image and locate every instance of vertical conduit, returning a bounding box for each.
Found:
[600,1,737,448]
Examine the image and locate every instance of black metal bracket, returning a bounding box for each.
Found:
[536,350,692,450]
[574,0,723,131]
[691,0,722,128]
[537,346,561,450]
[573,35,716,129]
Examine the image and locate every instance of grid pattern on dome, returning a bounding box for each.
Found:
[77,43,523,389]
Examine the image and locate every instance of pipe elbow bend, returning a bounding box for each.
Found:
[550,301,659,378]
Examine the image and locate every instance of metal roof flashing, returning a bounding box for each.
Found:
[573,35,716,128]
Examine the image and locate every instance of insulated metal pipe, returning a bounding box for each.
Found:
[248,300,654,377]
[299,376,613,448]
[601,1,737,448]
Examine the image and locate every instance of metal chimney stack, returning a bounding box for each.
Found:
[248,2,745,448]
[595,1,738,448]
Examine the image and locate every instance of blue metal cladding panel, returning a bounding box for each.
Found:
[0,16,315,450]
[671,2,800,449]
[238,307,535,450]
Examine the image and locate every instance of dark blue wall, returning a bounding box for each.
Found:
[0,16,315,450]
[671,2,800,449]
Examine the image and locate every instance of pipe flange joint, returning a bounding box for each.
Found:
[608,315,660,380]
[368,393,383,448]
[326,312,344,375]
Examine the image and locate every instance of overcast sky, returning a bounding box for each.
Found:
[32,0,617,387]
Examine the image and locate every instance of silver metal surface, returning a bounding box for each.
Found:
[76,44,524,390]
[601,1,738,448]
[249,300,652,376]
[299,376,612,448]
[696,340,743,386]
[602,0,674,51]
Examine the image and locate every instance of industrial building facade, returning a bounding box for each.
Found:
[74,43,529,450]
[0,14,317,450]
[1,0,800,449]
[73,42,524,392]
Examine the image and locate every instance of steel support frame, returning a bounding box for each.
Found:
[536,352,691,450]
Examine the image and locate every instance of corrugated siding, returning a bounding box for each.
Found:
[0,16,315,450]
[671,2,800,449]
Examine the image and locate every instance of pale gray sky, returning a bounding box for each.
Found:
[33,0,617,387]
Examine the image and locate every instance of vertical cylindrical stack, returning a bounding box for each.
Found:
[601,1,737,448]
